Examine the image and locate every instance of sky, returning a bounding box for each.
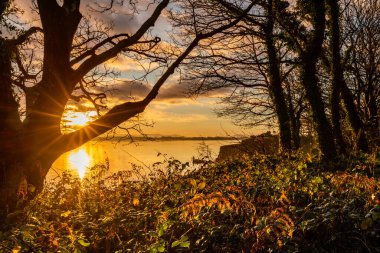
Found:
[14,0,265,137]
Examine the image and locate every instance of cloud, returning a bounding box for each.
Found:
[103,80,234,106]
[81,1,140,34]
[15,0,167,34]
[81,0,172,35]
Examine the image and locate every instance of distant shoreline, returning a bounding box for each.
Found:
[94,136,244,142]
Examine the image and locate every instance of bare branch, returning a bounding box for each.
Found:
[8,27,42,45]
[74,0,169,81]
[58,1,255,152]
[70,33,130,66]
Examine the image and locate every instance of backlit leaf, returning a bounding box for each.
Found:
[61,210,71,217]
[198,182,206,190]
[133,198,140,206]
[78,239,90,247]
[189,179,197,187]
[180,241,190,248]
[12,246,21,253]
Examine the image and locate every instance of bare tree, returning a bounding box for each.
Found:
[322,0,369,154]
[177,0,299,152]
[343,0,380,147]
[276,0,338,159]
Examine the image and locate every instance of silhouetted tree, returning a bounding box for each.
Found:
[277,0,337,159]
[179,0,298,152]
[325,0,369,154]
[0,0,253,219]
[343,0,380,147]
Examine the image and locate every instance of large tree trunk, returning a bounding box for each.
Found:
[264,0,292,152]
[299,1,337,160]
[0,38,22,221]
[327,0,369,153]
[24,0,82,144]
[340,82,370,151]
[0,156,55,221]
[0,37,56,221]
[301,59,337,160]
[327,0,347,155]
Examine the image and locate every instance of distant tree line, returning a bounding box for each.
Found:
[176,0,380,159]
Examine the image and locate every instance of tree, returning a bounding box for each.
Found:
[325,0,369,154]
[343,0,380,147]
[179,0,299,152]
[0,0,253,219]
[277,0,338,159]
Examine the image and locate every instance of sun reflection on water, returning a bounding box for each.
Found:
[68,148,91,179]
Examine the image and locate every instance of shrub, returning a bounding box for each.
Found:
[1,152,379,252]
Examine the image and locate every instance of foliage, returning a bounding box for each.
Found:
[1,152,380,252]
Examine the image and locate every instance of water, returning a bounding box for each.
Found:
[49,140,235,180]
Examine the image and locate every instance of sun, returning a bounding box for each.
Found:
[64,111,97,127]
[71,113,89,126]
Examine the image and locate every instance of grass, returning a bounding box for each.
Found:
[1,152,380,252]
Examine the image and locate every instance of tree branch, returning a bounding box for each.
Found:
[58,1,255,152]
[0,0,9,17]
[70,33,130,66]
[74,0,169,81]
[8,27,42,46]
[215,0,262,27]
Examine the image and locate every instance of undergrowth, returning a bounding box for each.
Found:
[1,152,380,252]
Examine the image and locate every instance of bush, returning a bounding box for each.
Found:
[1,152,380,252]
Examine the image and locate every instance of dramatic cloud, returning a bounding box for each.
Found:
[103,80,233,105]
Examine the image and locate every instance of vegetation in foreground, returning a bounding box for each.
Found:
[1,152,380,253]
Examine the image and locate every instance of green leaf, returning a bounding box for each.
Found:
[180,241,190,248]
[78,239,90,247]
[157,246,165,252]
[172,240,181,248]
[158,227,164,237]
[180,235,188,242]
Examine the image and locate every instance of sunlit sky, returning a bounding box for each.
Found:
[16,0,266,137]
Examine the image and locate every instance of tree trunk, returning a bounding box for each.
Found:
[341,80,370,152]
[327,0,369,153]
[0,38,31,221]
[264,0,292,152]
[367,80,379,130]
[299,1,337,160]
[0,157,53,221]
[301,59,337,160]
[327,0,347,154]
[286,83,301,150]
[0,130,61,222]
[289,104,301,150]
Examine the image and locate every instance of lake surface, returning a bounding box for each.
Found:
[49,140,236,180]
